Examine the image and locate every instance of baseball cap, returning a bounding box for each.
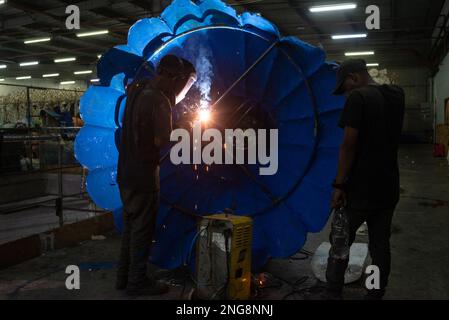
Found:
[333,59,368,95]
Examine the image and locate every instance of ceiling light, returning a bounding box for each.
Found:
[0,65,6,69]
[55,57,76,63]
[76,30,109,37]
[43,73,59,78]
[97,54,102,59]
[366,63,379,67]
[0,0,5,5]
[16,76,32,80]
[332,33,367,40]
[24,37,51,44]
[345,51,375,56]
[90,79,100,82]
[310,3,357,13]
[60,81,75,85]
[0,79,4,82]
[74,70,92,75]
[19,61,39,67]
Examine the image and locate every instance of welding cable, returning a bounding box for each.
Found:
[184,223,209,266]
[7,266,66,299]
[282,282,327,300]
[289,253,310,260]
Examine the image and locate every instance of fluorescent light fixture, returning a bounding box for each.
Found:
[19,61,39,67]
[0,0,5,5]
[76,30,109,37]
[97,54,102,59]
[43,73,59,78]
[16,76,31,80]
[74,70,93,75]
[54,57,76,63]
[332,33,367,40]
[90,79,100,82]
[0,79,4,82]
[24,37,51,44]
[310,3,357,12]
[0,65,6,69]
[366,63,379,67]
[345,51,375,56]
[60,81,75,85]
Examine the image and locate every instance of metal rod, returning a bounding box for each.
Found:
[211,40,279,108]
[0,165,82,178]
[60,207,109,214]
[57,136,64,226]
[42,127,82,130]
[0,82,84,93]
[2,134,61,142]
[26,87,31,129]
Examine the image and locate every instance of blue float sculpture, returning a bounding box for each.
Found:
[74,0,345,270]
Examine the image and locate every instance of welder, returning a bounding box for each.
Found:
[326,59,405,300]
[115,55,197,296]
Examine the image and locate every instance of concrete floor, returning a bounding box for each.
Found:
[0,197,99,245]
[0,144,448,300]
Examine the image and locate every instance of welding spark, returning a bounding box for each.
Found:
[198,108,211,123]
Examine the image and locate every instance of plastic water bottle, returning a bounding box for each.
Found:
[330,207,350,260]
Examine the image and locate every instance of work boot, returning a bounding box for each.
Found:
[126,278,169,297]
[364,289,385,300]
[115,275,128,290]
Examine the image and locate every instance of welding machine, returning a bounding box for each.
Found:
[195,214,252,300]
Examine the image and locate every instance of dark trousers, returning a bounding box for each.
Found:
[326,208,395,293]
[117,188,160,286]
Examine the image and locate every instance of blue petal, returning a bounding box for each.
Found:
[86,167,122,211]
[240,12,280,39]
[74,125,118,170]
[161,0,204,34]
[279,37,326,78]
[80,86,124,129]
[127,18,172,56]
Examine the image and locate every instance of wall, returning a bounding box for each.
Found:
[0,79,86,127]
[434,53,449,125]
[388,67,433,142]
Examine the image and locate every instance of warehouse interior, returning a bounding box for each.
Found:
[0,0,449,301]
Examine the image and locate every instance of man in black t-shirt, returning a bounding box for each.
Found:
[325,59,405,300]
[116,55,196,296]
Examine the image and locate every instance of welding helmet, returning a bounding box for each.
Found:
[157,55,197,104]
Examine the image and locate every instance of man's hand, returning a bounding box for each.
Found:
[331,188,346,209]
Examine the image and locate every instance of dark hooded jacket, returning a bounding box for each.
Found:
[338,84,405,211]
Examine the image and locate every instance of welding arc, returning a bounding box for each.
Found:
[158,41,280,171]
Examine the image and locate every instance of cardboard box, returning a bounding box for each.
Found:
[436,124,449,156]
[436,124,449,143]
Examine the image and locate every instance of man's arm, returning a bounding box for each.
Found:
[331,127,359,208]
[332,91,364,208]
[152,94,173,148]
[335,127,359,185]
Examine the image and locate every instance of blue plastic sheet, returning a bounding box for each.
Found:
[75,0,344,270]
